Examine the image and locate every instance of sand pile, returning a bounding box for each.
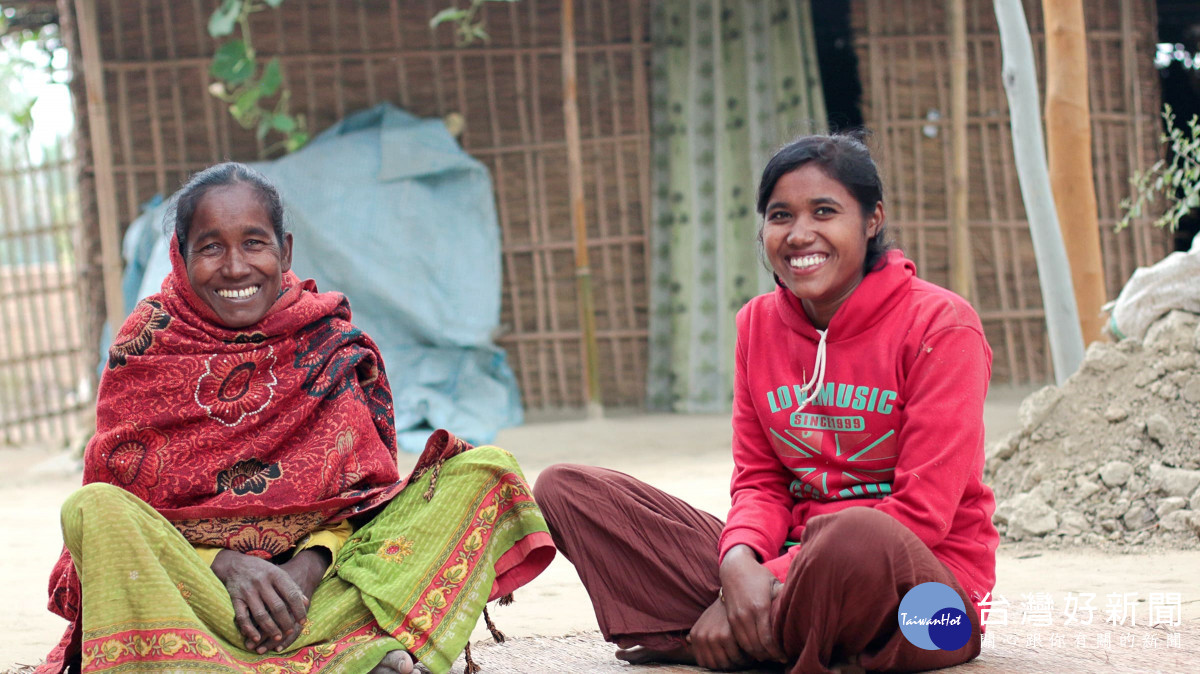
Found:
[986,310,1200,547]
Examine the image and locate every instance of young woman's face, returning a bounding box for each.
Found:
[762,164,884,329]
[185,183,292,329]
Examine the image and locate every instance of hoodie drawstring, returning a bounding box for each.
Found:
[795,328,827,413]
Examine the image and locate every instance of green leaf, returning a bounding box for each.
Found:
[271,114,296,133]
[231,86,263,124]
[285,131,309,153]
[259,59,282,97]
[208,0,243,38]
[263,0,286,7]
[430,8,469,28]
[12,98,36,132]
[256,118,272,141]
[211,40,256,85]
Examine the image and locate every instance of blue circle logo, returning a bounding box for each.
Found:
[897,582,971,651]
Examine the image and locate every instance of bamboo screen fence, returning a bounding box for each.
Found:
[56,0,1171,417]
[62,0,652,411]
[0,135,93,445]
[851,0,1169,384]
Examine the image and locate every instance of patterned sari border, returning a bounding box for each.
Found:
[81,621,390,673]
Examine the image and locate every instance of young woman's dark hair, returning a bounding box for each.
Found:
[171,162,286,255]
[756,133,893,273]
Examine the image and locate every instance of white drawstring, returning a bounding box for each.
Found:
[795,329,827,413]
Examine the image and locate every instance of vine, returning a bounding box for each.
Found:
[206,0,307,155]
[203,0,518,154]
[1120,105,1200,233]
[430,0,518,46]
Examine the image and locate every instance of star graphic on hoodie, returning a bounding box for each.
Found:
[768,426,898,499]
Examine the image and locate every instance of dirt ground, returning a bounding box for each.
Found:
[3,386,1199,670]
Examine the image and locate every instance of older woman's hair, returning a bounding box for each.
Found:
[756,133,893,273]
[172,162,286,255]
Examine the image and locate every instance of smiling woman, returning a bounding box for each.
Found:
[759,165,883,330]
[535,134,998,672]
[174,164,293,329]
[39,163,554,674]
[755,135,891,330]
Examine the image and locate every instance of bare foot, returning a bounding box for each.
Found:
[830,655,866,674]
[615,644,696,666]
[369,649,414,674]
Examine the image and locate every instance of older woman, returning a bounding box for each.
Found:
[535,134,997,673]
[40,163,553,674]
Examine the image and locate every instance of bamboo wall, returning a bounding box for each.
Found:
[63,0,652,411]
[851,0,1169,384]
[59,0,1170,410]
[0,136,93,445]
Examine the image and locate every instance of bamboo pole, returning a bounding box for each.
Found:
[1044,0,1106,343]
[948,0,974,302]
[993,0,1084,384]
[75,0,126,332]
[561,0,603,417]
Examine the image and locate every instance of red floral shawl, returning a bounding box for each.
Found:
[43,238,470,670]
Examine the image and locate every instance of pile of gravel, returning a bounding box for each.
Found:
[985,310,1200,547]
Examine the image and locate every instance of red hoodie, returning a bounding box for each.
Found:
[717,250,998,604]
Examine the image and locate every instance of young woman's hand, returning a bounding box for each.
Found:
[687,596,747,670]
[212,549,310,654]
[718,544,787,664]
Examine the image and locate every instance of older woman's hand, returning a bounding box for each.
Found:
[212,550,311,654]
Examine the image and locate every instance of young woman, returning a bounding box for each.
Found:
[41,163,553,674]
[535,134,998,672]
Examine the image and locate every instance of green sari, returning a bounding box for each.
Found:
[61,447,552,673]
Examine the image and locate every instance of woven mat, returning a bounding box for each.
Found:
[445,622,1200,674]
[9,622,1195,674]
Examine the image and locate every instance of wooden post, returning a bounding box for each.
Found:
[993,0,1084,384]
[948,0,974,303]
[561,0,603,417]
[75,0,126,332]
[1044,0,1106,343]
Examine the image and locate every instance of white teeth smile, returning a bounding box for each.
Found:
[216,286,260,299]
[789,254,826,270]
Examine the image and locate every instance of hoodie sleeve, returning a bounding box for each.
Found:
[718,308,795,564]
[873,323,991,548]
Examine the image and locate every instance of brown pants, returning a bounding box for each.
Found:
[534,464,980,673]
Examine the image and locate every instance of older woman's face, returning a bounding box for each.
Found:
[762,164,883,329]
[185,183,292,329]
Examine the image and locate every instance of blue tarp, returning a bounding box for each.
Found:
[118,104,522,452]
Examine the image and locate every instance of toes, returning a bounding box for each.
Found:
[384,650,413,674]
[369,649,413,674]
[615,644,695,666]
[615,646,663,665]
[615,647,641,663]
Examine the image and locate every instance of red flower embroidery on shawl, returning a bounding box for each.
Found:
[108,299,170,369]
[292,315,367,398]
[194,347,278,426]
[93,423,167,500]
[227,525,292,559]
[320,430,361,498]
[216,458,282,496]
[173,512,327,551]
